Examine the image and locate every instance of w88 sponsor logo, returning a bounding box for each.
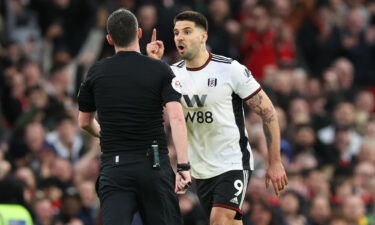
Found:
[185,111,213,123]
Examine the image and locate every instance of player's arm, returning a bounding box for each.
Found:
[146,28,164,60]
[164,101,191,193]
[78,111,100,138]
[245,90,287,196]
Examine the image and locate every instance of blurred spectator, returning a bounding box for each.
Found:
[341,7,375,85]
[328,213,350,225]
[74,139,100,183]
[303,169,330,198]
[308,195,332,225]
[45,63,73,105]
[364,117,375,138]
[21,60,44,88]
[49,158,73,188]
[240,4,295,81]
[297,3,342,77]
[366,177,375,216]
[76,181,99,223]
[46,115,85,163]
[54,188,93,225]
[353,162,375,195]
[244,199,286,225]
[38,177,64,212]
[290,124,316,157]
[30,0,96,58]
[7,122,54,170]
[265,69,293,110]
[14,166,37,204]
[137,4,158,55]
[317,101,362,159]
[207,0,240,58]
[5,0,43,61]
[341,195,374,225]
[0,150,11,179]
[354,90,375,133]
[331,176,354,206]
[279,190,307,225]
[246,176,268,202]
[1,69,27,127]
[32,197,55,225]
[288,97,311,126]
[357,139,375,165]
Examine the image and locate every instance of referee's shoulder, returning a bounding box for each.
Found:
[136,54,171,69]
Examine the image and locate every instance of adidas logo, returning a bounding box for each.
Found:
[230,197,239,204]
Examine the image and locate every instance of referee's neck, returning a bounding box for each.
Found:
[114,42,140,53]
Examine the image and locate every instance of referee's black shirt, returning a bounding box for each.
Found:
[77,51,180,155]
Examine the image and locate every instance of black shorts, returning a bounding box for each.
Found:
[196,170,252,220]
[97,153,182,225]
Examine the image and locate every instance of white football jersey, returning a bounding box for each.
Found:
[171,53,261,179]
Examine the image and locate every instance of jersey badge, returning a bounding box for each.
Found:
[207,78,217,87]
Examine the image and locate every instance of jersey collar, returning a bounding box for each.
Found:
[186,53,212,71]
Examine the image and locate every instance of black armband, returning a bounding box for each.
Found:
[177,163,191,172]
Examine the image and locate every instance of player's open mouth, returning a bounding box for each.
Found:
[177,45,185,53]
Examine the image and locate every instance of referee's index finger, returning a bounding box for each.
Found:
[151,28,157,42]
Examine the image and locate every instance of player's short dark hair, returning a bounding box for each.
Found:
[106,9,138,47]
[174,11,208,31]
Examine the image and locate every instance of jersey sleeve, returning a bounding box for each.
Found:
[77,65,96,112]
[230,60,261,100]
[161,63,181,105]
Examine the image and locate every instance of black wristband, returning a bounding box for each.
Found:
[177,163,191,172]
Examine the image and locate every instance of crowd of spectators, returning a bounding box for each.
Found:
[0,0,375,225]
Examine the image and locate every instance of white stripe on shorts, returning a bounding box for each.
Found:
[239,170,249,209]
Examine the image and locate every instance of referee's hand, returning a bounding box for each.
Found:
[175,170,191,194]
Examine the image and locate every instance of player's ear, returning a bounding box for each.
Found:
[137,28,142,40]
[106,34,114,46]
[202,32,208,43]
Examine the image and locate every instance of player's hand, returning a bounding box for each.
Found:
[146,28,164,60]
[265,161,288,197]
[175,170,191,194]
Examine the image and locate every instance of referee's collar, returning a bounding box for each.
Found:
[116,51,140,56]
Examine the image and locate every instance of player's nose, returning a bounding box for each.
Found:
[175,33,184,41]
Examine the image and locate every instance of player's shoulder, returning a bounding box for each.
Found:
[171,60,185,69]
[211,54,234,64]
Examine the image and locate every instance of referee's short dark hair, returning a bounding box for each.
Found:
[107,9,138,47]
[174,11,208,31]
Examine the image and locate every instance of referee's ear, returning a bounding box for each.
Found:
[137,28,142,40]
[106,34,114,46]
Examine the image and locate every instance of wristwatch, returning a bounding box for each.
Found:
[177,163,191,172]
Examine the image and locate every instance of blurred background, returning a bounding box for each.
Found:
[0,0,375,225]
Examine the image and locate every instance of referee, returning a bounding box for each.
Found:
[77,9,191,225]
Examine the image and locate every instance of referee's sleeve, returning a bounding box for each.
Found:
[77,67,96,112]
[161,64,181,105]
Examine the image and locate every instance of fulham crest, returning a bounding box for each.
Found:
[207,78,217,87]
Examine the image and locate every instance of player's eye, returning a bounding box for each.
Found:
[184,31,190,35]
